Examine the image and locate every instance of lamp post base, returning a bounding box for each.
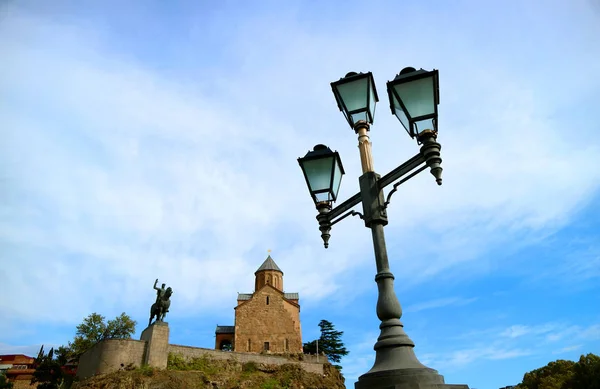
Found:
[355,368,469,389]
[353,317,470,389]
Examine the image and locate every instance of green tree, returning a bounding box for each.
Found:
[31,345,67,389]
[517,353,600,389]
[0,371,13,389]
[303,320,349,370]
[568,353,600,389]
[67,312,136,359]
[519,359,575,389]
[54,346,71,366]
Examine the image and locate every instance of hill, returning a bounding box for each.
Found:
[72,354,346,389]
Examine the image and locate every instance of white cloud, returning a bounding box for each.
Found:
[1,1,599,349]
[404,297,478,313]
[425,320,600,372]
[501,324,558,339]
[552,345,583,355]
[0,343,43,357]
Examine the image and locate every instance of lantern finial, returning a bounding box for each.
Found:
[399,67,416,75]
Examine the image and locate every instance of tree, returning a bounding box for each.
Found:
[519,359,575,389]
[568,353,600,389]
[303,320,349,370]
[31,345,67,389]
[517,353,600,389]
[67,312,136,359]
[0,371,13,389]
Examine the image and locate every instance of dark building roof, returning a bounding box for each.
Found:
[237,293,253,301]
[215,325,235,334]
[255,255,283,274]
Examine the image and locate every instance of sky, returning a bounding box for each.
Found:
[1,0,599,388]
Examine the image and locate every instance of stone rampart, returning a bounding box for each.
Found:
[77,339,146,379]
[77,325,327,379]
[168,344,324,374]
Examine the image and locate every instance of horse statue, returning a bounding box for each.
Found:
[149,281,173,326]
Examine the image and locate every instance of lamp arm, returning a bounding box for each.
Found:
[331,210,364,226]
[377,153,425,189]
[324,153,426,223]
[383,165,428,209]
[327,192,362,221]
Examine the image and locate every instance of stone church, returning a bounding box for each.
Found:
[215,255,302,353]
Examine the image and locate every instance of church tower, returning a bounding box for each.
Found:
[215,254,302,353]
[254,255,284,292]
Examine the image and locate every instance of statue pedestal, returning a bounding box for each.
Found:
[141,322,169,369]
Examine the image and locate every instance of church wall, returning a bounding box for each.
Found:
[234,287,302,353]
[282,298,302,338]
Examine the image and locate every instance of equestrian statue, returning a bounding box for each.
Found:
[149,278,173,326]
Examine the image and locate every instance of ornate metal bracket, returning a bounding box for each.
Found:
[383,165,428,209]
[331,210,364,226]
[315,135,443,248]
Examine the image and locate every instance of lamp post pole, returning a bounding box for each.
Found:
[353,123,448,388]
[298,68,469,388]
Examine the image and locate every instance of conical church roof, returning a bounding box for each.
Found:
[255,255,283,275]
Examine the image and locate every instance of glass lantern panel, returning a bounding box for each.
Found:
[336,77,369,113]
[331,160,343,200]
[302,157,334,194]
[350,111,368,124]
[315,192,332,202]
[368,82,377,122]
[394,77,435,119]
[393,105,410,134]
[414,118,435,135]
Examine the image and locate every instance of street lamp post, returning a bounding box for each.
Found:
[298,69,469,389]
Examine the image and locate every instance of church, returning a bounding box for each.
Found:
[215,255,302,353]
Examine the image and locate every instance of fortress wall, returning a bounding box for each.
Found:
[168,344,324,374]
[77,339,146,379]
[78,337,326,379]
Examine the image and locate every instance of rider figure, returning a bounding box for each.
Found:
[150,279,172,326]
[154,279,166,305]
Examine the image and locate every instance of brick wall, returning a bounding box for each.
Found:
[168,344,324,375]
[234,286,302,353]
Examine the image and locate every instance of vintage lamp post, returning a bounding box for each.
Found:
[298,68,468,389]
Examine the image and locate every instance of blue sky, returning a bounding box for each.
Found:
[1,1,599,388]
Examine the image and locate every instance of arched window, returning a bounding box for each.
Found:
[266,296,270,305]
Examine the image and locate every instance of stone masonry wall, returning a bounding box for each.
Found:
[77,339,146,379]
[77,336,325,380]
[11,380,38,389]
[234,286,301,353]
[168,344,323,375]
